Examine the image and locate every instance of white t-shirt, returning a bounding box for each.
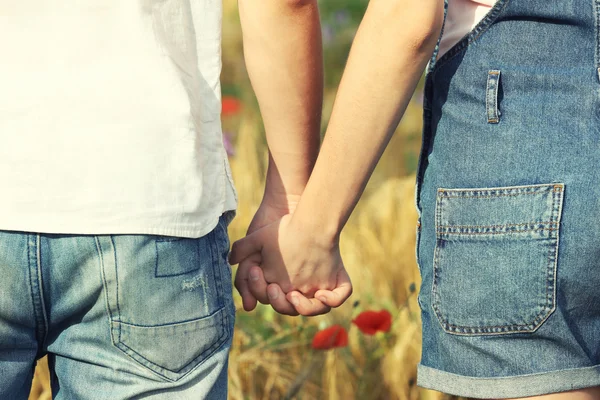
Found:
[0,1,237,238]
[438,0,497,57]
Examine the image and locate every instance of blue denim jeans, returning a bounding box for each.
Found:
[415,0,600,398]
[0,213,235,399]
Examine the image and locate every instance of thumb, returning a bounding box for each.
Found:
[229,230,263,265]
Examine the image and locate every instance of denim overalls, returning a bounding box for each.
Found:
[416,0,600,397]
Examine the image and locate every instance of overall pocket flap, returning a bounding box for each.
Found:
[436,183,564,239]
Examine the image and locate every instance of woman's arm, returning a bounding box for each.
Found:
[293,0,444,246]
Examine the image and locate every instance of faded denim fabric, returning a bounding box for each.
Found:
[415,0,600,397]
[0,213,235,399]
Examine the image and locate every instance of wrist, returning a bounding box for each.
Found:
[260,190,302,214]
[289,201,342,250]
[262,159,312,211]
[265,150,316,194]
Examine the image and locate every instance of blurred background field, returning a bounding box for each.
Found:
[29,1,463,399]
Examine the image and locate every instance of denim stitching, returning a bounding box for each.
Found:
[210,218,227,310]
[415,220,426,310]
[35,235,50,348]
[95,236,120,348]
[155,237,182,242]
[95,238,114,318]
[439,183,562,194]
[547,186,562,312]
[115,307,224,328]
[26,235,50,348]
[154,239,202,278]
[431,0,512,77]
[442,195,542,200]
[440,192,554,199]
[109,236,124,347]
[439,228,559,235]
[26,234,44,348]
[439,190,559,198]
[431,184,564,335]
[486,70,501,123]
[438,221,559,229]
[427,0,449,73]
[430,193,443,329]
[549,186,564,321]
[438,227,559,236]
[595,0,600,82]
[531,188,562,333]
[114,310,229,381]
[438,184,563,198]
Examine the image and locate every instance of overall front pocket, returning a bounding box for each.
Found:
[432,183,564,335]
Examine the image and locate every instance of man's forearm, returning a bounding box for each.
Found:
[239,0,323,202]
[292,0,444,241]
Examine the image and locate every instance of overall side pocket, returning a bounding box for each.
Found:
[432,183,564,335]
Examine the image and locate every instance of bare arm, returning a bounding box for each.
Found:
[235,0,324,313]
[293,0,444,245]
[238,0,323,205]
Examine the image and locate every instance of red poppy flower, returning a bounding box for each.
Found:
[311,325,348,350]
[222,96,242,116]
[352,310,392,335]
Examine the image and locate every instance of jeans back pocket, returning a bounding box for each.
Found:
[432,183,564,335]
[96,216,234,382]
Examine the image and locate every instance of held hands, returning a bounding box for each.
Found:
[229,203,353,316]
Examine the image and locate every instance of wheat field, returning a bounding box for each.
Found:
[27,1,463,399]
